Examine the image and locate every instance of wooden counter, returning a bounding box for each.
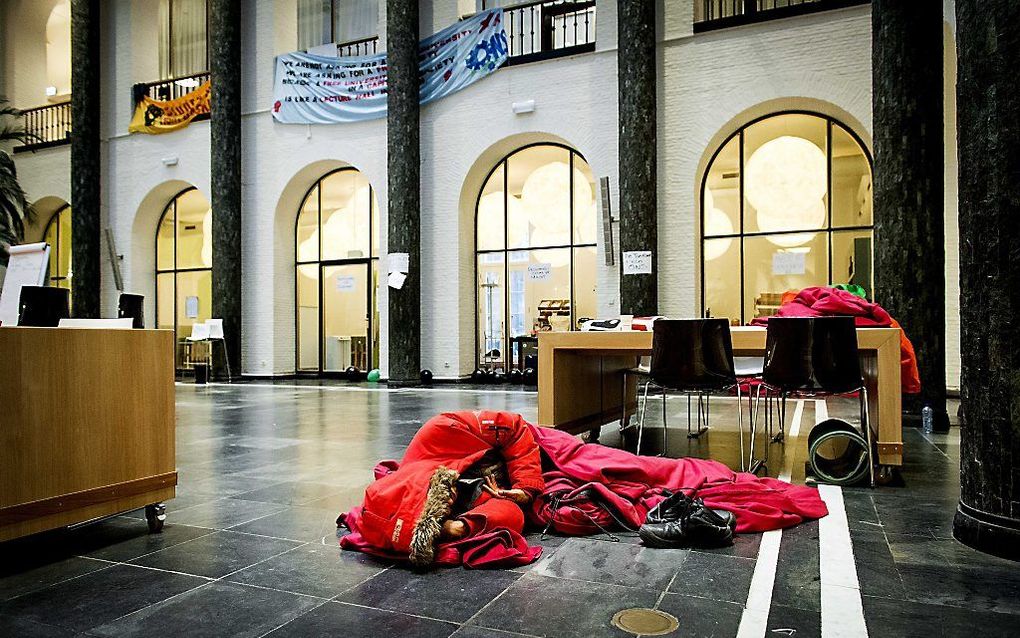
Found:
[537,327,903,467]
[0,327,177,542]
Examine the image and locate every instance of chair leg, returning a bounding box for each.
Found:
[636,381,651,456]
[661,387,668,456]
[773,393,786,443]
[736,383,745,472]
[688,392,709,439]
[861,386,875,487]
[621,372,629,432]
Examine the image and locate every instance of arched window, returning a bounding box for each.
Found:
[155,187,213,351]
[475,143,598,370]
[295,168,379,374]
[42,204,72,292]
[701,112,874,324]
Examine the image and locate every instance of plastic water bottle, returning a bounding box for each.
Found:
[922,405,934,434]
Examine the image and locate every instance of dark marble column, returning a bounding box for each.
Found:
[952,0,1020,561]
[70,0,101,318]
[385,0,420,385]
[872,0,948,430]
[210,0,242,375]
[617,0,657,316]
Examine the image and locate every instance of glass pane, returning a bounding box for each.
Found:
[322,264,369,371]
[743,114,828,235]
[573,246,597,327]
[477,252,505,367]
[170,0,208,77]
[703,237,741,323]
[370,261,379,368]
[832,229,873,300]
[476,162,506,252]
[321,170,372,260]
[156,203,175,271]
[57,207,72,289]
[509,248,571,339]
[370,187,379,258]
[297,0,331,49]
[572,155,598,245]
[831,123,873,228]
[743,233,829,321]
[156,272,176,331]
[296,185,319,263]
[297,263,320,371]
[174,189,212,270]
[704,136,740,237]
[176,269,212,342]
[507,145,571,249]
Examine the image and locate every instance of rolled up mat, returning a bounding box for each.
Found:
[807,418,870,486]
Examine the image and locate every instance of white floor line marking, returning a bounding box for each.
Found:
[818,484,868,638]
[815,398,829,422]
[737,399,805,637]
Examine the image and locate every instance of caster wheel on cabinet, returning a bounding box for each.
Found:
[145,503,166,533]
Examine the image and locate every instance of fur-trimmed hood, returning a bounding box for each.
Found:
[408,466,459,566]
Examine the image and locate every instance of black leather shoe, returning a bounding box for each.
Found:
[639,497,734,548]
[647,492,737,532]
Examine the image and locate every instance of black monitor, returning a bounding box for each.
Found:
[118,293,145,329]
[18,286,71,327]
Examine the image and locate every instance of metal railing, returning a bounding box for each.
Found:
[133,71,211,104]
[695,0,869,30]
[337,35,379,57]
[14,101,71,152]
[485,0,596,64]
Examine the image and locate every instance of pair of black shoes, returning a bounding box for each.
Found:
[638,491,736,548]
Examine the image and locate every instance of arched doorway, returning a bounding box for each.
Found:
[154,187,212,367]
[701,111,874,324]
[295,168,379,374]
[42,203,72,294]
[474,143,598,370]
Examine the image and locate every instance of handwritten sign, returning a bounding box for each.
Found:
[388,252,409,274]
[336,275,356,292]
[622,251,652,275]
[528,263,551,281]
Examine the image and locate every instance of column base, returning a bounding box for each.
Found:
[953,500,1020,562]
[386,379,420,389]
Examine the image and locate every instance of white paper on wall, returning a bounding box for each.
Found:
[388,271,407,290]
[528,263,551,281]
[622,250,652,275]
[388,252,409,274]
[185,296,200,318]
[336,275,356,292]
[772,251,806,275]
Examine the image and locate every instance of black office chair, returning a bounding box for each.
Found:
[17,286,70,327]
[118,293,145,329]
[621,319,746,459]
[749,316,874,486]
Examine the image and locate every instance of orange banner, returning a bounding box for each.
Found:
[128,81,211,134]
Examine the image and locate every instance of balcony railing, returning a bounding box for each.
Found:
[485,0,596,65]
[13,101,71,153]
[695,0,869,31]
[337,35,379,57]
[133,71,211,106]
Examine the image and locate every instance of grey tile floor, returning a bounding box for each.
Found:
[1,383,1017,637]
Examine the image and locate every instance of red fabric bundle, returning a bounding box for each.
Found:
[750,286,921,394]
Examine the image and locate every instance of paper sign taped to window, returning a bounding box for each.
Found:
[388,252,409,274]
[772,251,806,275]
[185,296,200,318]
[622,251,652,275]
[528,263,551,281]
[336,275,356,292]
[388,271,407,290]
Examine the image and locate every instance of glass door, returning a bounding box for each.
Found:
[321,262,371,373]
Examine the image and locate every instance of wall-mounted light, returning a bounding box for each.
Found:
[512,99,535,115]
[162,156,179,166]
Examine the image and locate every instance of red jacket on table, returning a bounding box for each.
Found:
[343,410,544,567]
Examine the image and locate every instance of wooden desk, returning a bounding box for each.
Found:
[0,327,177,542]
[537,327,903,467]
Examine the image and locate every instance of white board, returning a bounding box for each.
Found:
[0,242,50,326]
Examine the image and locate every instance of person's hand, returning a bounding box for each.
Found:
[482,475,532,504]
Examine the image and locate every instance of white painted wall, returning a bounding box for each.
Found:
[3,0,963,388]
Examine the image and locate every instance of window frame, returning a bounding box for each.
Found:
[154,186,213,342]
[473,142,598,370]
[699,110,875,324]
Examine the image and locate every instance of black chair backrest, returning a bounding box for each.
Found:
[118,293,145,329]
[762,316,863,393]
[18,286,70,327]
[649,318,737,390]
